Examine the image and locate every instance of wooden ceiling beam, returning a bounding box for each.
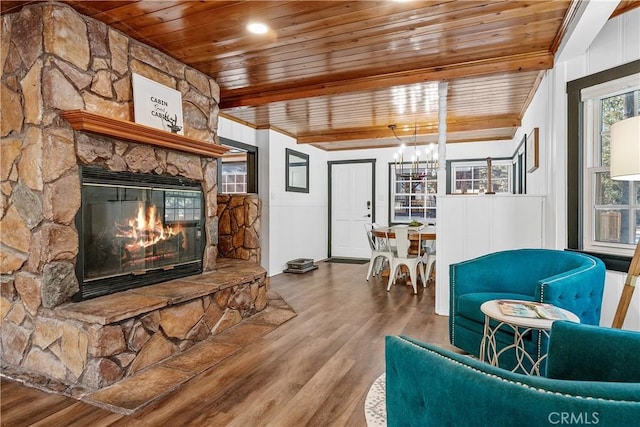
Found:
[311,134,514,152]
[609,1,640,20]
[296,115,521,144]
[219,51,553,109]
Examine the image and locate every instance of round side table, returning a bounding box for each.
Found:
[479,299,579,376]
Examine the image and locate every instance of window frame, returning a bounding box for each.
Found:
[447,157,513,195]
[566,60,640,272]
[581,82,640,257]
[388,161,437,225]
[218,137,258,194]
[513,135,527,194]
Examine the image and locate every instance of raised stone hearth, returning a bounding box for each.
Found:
[3,284,296,414]
[3,258,271,391]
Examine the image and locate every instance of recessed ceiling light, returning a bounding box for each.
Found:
[247,22,269,35]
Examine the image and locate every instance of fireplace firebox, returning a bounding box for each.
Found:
[75,167,205,300]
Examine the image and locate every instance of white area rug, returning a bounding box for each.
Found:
[364,373,387,427]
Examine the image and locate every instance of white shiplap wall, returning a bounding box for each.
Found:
[435,195,545,315]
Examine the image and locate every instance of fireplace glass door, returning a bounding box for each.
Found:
[77,168,205,300]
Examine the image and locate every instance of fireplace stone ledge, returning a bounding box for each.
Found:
[2,290,296,415]
[56,258,265,325]
[2,258,269,390]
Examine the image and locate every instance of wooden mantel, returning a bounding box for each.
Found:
[61,110,229,158]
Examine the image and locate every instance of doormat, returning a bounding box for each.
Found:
[325,258,369,264]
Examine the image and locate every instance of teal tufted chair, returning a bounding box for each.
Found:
[449,249,605,371]
[385,322,640,426]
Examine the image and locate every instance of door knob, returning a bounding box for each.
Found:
[363,214,371,218]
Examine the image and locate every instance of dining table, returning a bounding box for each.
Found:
[372,226,436,242]
[371,226,437,282]
[372,227,436,257]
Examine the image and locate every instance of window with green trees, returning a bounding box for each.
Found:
[583,79,640,254]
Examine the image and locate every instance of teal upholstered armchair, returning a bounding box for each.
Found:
[449,249,605,370]
[385,322,640,426]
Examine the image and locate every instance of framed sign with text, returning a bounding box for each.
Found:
[132,73,184,135]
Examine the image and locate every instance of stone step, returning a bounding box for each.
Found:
[2,258,275,393]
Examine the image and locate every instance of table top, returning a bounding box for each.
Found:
[480,299,579,329]
[372,226,436,240]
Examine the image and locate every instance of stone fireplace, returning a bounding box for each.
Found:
[1,3,269,393]
[1,1,223,304]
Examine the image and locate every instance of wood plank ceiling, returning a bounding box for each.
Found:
[2,1,638,151]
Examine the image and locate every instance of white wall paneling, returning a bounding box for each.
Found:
[435,195,545,315]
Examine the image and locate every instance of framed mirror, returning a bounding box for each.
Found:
[286,148,309,193]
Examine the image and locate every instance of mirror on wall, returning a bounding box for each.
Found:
[286,148,309,193]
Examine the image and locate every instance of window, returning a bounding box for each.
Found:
[512,137,527,194]
[567,61,640,271]
[581,76,640,256]
[218,137,257,194]
[450,159,512,194]
[221,160,247,193]
[389,162,437,223]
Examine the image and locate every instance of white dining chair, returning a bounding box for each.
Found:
[421,242,436,285]
[421,225,436,286]
[387,226,426,294]
[365,223,395,281]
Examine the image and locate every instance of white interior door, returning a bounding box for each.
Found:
[330,162,374,258]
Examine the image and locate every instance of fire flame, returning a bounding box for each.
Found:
[116,202,185,252]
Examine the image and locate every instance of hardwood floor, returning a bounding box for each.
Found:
[1,261,455,426]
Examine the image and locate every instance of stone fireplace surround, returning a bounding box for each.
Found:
[1,3,271,395]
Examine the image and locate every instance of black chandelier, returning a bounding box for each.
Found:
[389,124,438,179]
